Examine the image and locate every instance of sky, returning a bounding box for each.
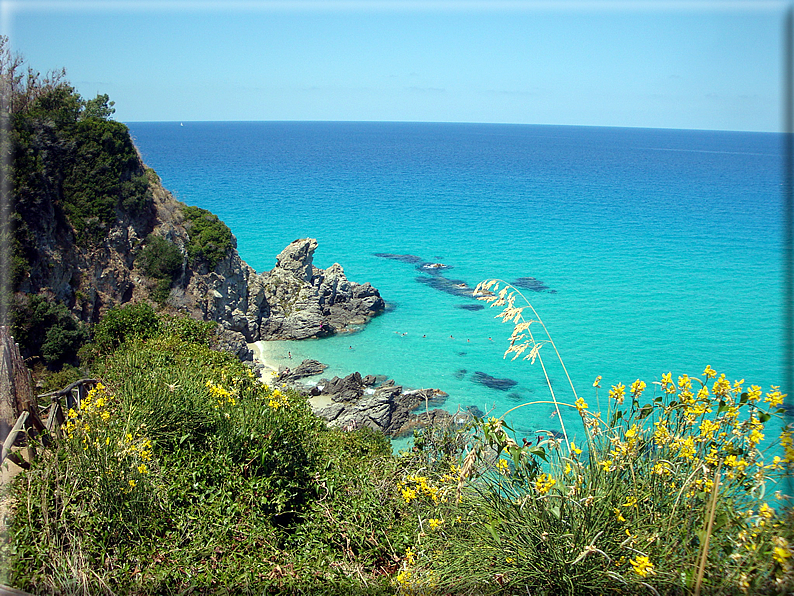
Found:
[0,0,789,131]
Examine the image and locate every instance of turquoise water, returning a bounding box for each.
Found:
[127,122,786,445]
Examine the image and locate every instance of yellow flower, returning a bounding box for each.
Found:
[773,546,792,565]
[496,459,510,475]
[747,385,762,403]
[575,397,588,413]
[68,408,78,419]
[613,507,626,522]
[401,486,417,503]
[748,429,764,446]
[427,518,443,530]
[675,436,696,460]
[609,383,626,404]
[629,555,655,577]
[564,462,572,475]
[661,372,675,394]
[404,547,416,565]
[703,365,717,379]
[622,496,637,508]
[534,473,556,494]
[593,375,602,388]
[128,479,136,488]
[570,441,582,455]
[630,379,646,396]
[599,460,612,472]
[652,462,671,476]
[699,419,720,440]
[765,386,786,408]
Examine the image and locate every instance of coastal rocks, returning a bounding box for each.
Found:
[255,239,386,340]
[276,359,328,382]
[309,372,451,437]
[472,371,518,391]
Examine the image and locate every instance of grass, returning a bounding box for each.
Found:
[4,294,793,595]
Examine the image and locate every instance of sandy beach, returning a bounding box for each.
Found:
[248,341,335,410]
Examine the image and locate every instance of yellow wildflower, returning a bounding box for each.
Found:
[534,473,556,494]
[427,518,443,530]
[609,383,626,404]
[703,365,716,379]
[593,375,602,388]
[613,507,626,522]
[629,555,655,577]
[765,386,786,408]
[137,463,148,475]
[575,397,588,413]
[570,441,582,455]
[661,372,675,394]
[401,486,417,503]
[630,379,646,396]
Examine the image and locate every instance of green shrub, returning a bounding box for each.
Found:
[138,235,182,280]
[89,302,160,354]
[11,294,88,367]
[8,311,417,594]
[182,205,233,269]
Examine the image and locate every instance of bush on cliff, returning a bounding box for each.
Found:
[137,234,183,303]
[182,205,234,270]
[10,294,88,367]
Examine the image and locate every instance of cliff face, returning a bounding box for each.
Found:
[10,89,384,359]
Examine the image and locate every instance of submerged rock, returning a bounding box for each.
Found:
[513,276,552,293]
[373,253,424,264]
[472,371,518,391]
[456,303,484,311]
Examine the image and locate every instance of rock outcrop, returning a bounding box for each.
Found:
[303,372,454,438]
[251,239,385,341]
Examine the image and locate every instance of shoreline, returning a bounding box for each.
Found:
[248,341,335,410]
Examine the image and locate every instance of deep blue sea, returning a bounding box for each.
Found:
[127,121,786,448]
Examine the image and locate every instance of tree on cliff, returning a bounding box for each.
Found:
[0,37,151,368]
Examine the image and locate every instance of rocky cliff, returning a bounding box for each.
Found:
[9,84,384,362]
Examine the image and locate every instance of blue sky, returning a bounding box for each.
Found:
[1,0,788,131]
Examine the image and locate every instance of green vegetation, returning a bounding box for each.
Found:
[7,290,793,595]
[10,294,88,368]
[8,309,415,594]
[137,235,184,303]
[3,35,151,252]
[182,205,234,270]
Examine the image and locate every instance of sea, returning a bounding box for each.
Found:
[127,121,788,451]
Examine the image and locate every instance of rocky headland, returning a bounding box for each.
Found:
[13,125,385,362]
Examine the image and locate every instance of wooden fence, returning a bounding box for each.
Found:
[0,325,97,468]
